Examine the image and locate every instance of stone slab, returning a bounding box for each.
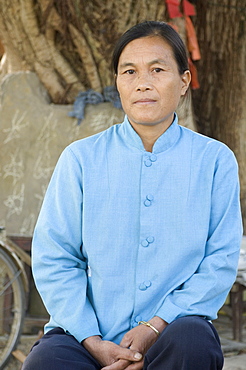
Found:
[223,353,246,369]
[0,72,124,236]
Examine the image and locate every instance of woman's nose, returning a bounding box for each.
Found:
[136,73,153,91]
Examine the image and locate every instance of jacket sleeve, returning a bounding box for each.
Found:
[32,146,101,343]
[156,145,243,323]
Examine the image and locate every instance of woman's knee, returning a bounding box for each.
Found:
[145,316,224,369]
[161,316,221,352]
[22,330,60,370]
[22,328,101,370]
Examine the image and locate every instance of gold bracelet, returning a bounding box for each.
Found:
[138,321,160,336]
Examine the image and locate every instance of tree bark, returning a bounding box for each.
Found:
[193,0,246,226]
[0,0,166,103]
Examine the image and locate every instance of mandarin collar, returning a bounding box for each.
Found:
[120,113,181,154]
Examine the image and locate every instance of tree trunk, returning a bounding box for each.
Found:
[193,0,246,227]
[0,0,166,103]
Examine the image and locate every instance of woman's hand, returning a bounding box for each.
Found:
[102,317,168,370]
[83,317,167,370]
[83,335,143,370]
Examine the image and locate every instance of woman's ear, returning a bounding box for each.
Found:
[114,73,118,88]
[181,70,191,96]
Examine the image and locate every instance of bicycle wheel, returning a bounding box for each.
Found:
[0,247,25,369]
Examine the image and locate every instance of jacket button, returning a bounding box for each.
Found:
[141,240,149,247]
[144,199,151,207]
[139,281,152,290]
[146,194,154,201]
[144,280,152,288]
[135,315,142,323]
[144,159,152,167]
[150,154,157,162]
[139,283,147,291]
[147,236,155,243]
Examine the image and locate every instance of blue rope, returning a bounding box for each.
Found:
[68,86,122,125]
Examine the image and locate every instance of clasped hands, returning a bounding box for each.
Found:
[83,317,167,370]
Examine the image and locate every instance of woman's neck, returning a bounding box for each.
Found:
[130,120,172,152]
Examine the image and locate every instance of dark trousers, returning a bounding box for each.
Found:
[22,316,224,370]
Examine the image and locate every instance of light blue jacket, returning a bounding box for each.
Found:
[32,114,242,344]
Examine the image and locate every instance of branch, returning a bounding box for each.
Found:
[69,24,102,92]
[20,0,74,102]
[45,27,85,97]
[79,22,112,87]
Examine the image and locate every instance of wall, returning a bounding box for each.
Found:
[0,72,124,236]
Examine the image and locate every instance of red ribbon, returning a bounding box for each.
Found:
[166,0,182,19]
[185,16,201,61]
[165,0,201,89]
[183,0,196,16]
[166,0,196,18]
[188,58,200,90]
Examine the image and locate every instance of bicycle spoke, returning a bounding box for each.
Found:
[0,248,25,369]
[0,269,22,296]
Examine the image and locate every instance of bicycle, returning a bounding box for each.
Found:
[0,226,31,369]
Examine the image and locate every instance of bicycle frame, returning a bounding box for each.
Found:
[0,229,30,294]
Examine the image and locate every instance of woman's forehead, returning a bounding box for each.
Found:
[118,36,175,66]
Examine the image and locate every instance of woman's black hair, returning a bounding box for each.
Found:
[112,21,189,76]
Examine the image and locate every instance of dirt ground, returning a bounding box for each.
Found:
[3,335,36,370]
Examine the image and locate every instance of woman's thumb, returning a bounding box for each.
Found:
[133,351,142,361]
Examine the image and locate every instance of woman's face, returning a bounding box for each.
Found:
[116,36,190,131]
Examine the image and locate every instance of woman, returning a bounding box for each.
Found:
[23,21,242,370]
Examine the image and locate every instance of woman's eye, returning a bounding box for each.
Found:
[125,69,135,74]
[154,68,163,73]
